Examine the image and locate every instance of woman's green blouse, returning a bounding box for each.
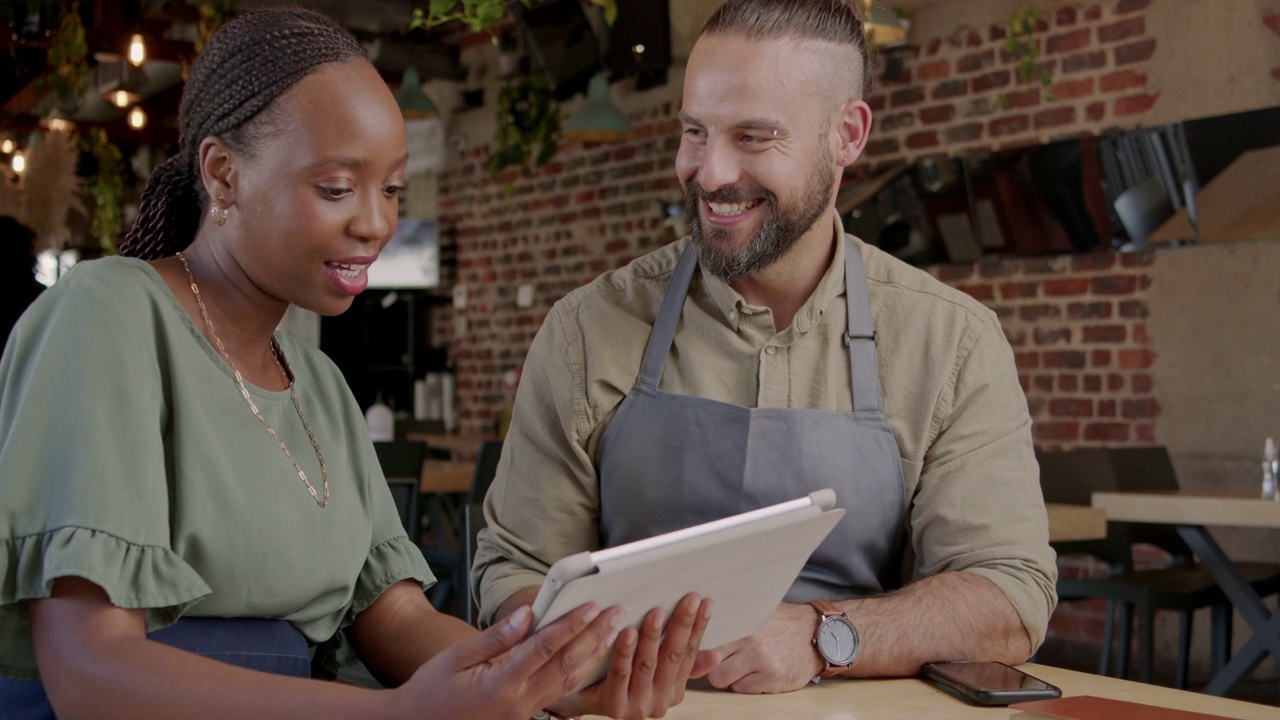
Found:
[0,257,434,680]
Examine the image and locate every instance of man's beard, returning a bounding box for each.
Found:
[684,151,835,283]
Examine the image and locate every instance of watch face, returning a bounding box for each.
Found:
[817,616,858,665]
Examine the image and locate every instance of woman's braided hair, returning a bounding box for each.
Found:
[120,7,365,260]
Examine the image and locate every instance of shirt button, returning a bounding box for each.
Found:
[728,310,737,322]
[765,346,778,355]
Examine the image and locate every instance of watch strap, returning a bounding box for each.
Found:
[809,600,853,678]
[810,599,842,618]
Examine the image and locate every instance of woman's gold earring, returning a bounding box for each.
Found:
[210,198,229,227]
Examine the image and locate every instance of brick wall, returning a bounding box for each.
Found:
[864,0,1162,165]
[433,89,684,434]
[929,250,1158,449]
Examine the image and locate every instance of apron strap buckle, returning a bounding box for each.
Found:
[843,331,877,348]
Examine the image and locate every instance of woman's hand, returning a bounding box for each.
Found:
[387,602,622,720]
[550,593,719,720]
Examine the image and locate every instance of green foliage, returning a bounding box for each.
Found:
[38,2,89,111]
[196,1,237,56]
[1000,2,1055,106]
[410,0,530,33]
[488,75,559,176]
[410,0,616,32]
[80,128,124,255]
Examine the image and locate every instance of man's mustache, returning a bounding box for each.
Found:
[685,180,777,206]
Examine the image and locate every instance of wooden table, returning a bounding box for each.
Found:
[419,460,475,495]
[1093,489,1280,696]
[580,663,1275,719]
[405,432,499,459]
[1045,503,1107,543]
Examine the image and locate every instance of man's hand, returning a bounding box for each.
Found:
[705,602,822,694]
[551,593,719,719]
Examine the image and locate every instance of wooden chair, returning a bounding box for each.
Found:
[373,440,429,546]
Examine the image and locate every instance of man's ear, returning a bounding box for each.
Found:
[197,136,238,207]
[835,99,873,169]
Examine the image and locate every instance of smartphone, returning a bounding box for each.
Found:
[921,661,1062,706]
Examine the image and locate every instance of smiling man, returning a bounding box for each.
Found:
[475,0,1057,698]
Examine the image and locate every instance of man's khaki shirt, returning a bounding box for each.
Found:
[473,222,1057,648]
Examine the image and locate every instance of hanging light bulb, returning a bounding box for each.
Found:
[0,138,13,154]
[112,90,132,108]
[128,106,147,129]
[12,150,26,175]
[128,33,146,66]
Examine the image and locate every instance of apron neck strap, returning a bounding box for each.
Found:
[637,243,699,390]
[637,238,883,414]
[843,238,882,413]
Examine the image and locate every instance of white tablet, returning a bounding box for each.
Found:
[530,489,844,692]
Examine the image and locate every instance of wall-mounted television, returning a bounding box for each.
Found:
[368,218,439,289]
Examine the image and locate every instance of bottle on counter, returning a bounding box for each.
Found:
[1264,437,1278,500]
[366,393,394,442]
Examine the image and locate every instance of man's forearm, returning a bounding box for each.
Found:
[835,572,1031,678]
[493,586,541,625]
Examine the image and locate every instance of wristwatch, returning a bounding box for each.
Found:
[810,599,859,679]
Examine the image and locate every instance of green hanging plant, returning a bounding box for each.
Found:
[407,0,619,179]
[80,128,125,255]
[410,0,616,32]
[37,2,89,113]
[489,75,559,176]
[999,2,1054,107]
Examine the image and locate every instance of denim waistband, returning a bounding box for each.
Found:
[1,617,311,719]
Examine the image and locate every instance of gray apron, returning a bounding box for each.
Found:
[597,239,906,602]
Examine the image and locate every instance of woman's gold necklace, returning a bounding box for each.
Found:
[177,252,329,508]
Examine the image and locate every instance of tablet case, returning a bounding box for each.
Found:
[531,489,845,692]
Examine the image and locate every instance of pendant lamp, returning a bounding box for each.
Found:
[562,72,632,143]
[863,2,908,48]
[395,67,438,119]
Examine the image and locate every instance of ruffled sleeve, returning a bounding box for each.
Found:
[0,262,210,680]
[1,528,212,679]
[313,436,436,675]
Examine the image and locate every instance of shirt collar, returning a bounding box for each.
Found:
[696,214,849,335]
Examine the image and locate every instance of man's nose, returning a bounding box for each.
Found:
[695,140,742,192]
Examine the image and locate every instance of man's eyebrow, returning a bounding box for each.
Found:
[732,118,784,134]
[677,112,783,135]
[677,111,701,126]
